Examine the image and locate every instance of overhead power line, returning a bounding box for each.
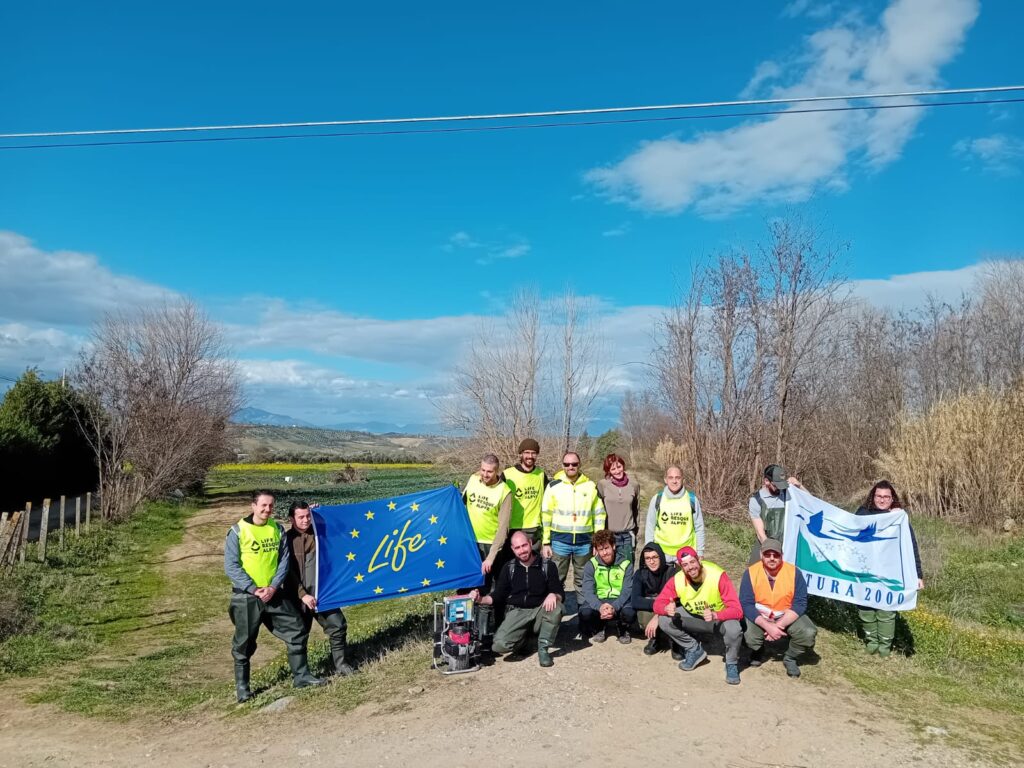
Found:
[2,88,1022,151]
[3,84,1021,141]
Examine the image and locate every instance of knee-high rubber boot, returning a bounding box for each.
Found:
[858,608,879,654]
[876,611,897,658]
[234,660,252,703]
[331,644,355,677]
[287,648,327,689]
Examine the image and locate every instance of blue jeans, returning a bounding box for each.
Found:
[611,531,635,566]
[550,539,591,609]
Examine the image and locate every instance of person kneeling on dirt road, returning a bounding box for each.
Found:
[739,538,816,678]
[653,547,745,685]
[285,501,356,678]
[579,529,636,644]
[631,542,678,657]
[472,531,563,667]
[224,490,326,703]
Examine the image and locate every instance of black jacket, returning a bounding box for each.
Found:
[490,555,564,609]
[631,542,677,611]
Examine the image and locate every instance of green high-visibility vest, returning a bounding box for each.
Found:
[591,556,629,600]
[464,474,511,544]
[654,490,697,554]
[237,517,282,588]
[673,561,727,615]
[504,465,545,529]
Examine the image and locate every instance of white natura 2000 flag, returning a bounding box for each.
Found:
[783,486,919,610]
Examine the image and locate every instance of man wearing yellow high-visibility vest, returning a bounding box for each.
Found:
[503,438,548,553]
[644,465,705,558]
[541,451,606,611]
[224,490,325,703]
[653,547,745,686]
[462,453,513,593]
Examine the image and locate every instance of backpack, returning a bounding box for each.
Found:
[654,490,696,514]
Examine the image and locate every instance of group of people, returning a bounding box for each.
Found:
[460,438,923,683]
[223,438,922,700]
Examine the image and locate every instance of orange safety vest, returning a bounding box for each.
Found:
[747,561,796,617]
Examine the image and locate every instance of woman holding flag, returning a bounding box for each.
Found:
[854,481,924,657]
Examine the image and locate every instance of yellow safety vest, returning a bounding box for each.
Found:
[464,474,511,544]
[504,465,546,529]
[654,490,697,554]
[673,561,726,615]
[591,557,629,600]
[540,471,606,545]
[236,517,282,588]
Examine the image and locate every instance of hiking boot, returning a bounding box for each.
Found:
[671,644,684,661]
[725,662,741,685]
[537,642,553,668]
[678,646,707,672]
[590,628,607,644]
[294,674,328,689]
[643,638,659,656]
[783,657,801,678]
[748,647,765,668]
[865,640,880,655]
[877,645,892,659]
[617,627,632,645]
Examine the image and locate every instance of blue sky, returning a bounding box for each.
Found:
[1,0,1022,429]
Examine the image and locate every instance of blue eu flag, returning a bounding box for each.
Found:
[313,485,481,610]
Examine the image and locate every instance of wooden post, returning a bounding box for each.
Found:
[59,495,66,547]
[85,492,92,531]
[0,511,19,569]
[38,498,50,562]
[75,496,82,536]
[20,502,31,563]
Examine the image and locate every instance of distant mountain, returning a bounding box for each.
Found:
[232,407,315,428]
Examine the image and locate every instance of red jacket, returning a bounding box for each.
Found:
[652,568,743,621]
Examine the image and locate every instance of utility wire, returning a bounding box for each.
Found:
[2,84,1022,140]
[2,96,1022,151]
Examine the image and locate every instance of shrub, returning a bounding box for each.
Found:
[878,383,1024,525]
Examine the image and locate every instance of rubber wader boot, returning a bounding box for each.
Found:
[234,661,252,703]
[876,611,897,658]
[331,646,356,677]
[858,608,880,654]
[288,649,327,689]
[537,639,553,667]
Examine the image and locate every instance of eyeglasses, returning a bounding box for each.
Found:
[762,552,782,559]
[875,494,893,500]
[563,462,579,467]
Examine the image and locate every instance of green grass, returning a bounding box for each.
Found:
[0,501,197,676]
[13,466,453,718]
[205,465,455,499]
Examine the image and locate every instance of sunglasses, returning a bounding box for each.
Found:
[563,461,580,467]
[762,551,782,559]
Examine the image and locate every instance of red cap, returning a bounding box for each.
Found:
[675,546,699,563]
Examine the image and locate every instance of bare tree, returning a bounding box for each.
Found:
[74,300,242,520]
[441,289,608,466]
[549,291,608,455]
[757,218,850,462]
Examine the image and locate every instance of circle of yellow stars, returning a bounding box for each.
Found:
[345,498,444,596]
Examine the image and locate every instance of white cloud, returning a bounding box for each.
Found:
[953,134,1024,176]
[0,231,176,326]
[740,61,783,99]
[782,0,837,19]
[0,322,84,378]
[850,263,984,308]
[601,223,631,237]
[586,0,979,217]
[443,230,531,265]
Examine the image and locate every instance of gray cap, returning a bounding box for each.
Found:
[764,464,788,490]
[760,538,784,554]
